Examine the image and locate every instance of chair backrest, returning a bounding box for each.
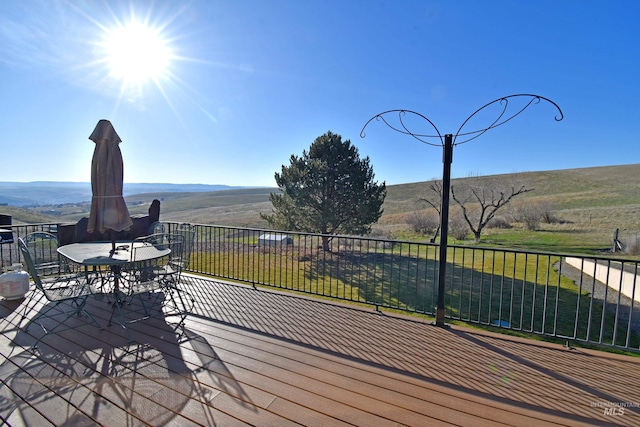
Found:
[148,221,166,235]
[128,233,184,283]
[130,232,181,261]
[131,233,167,262]
[23,232,64,276]
[18,238,45,293]
[176,224,195,270]
[166,233,185,270]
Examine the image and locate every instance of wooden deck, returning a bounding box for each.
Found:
[1,274,639,426]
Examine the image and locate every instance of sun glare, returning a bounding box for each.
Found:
[104,21,172,86]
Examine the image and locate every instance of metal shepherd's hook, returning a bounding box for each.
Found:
[360,94,563,326]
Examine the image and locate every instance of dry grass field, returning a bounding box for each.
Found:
[379,164,640,253]
[5,164,639,254]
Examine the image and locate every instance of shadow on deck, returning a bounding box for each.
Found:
[0,274,639,426]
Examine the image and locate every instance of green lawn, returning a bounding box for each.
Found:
[189,237,640,350]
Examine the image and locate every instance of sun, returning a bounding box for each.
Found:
[103,20,172,86]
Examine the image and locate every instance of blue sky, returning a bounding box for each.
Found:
[0,0,638,187]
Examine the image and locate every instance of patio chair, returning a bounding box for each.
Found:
[110,234,193,337]
[174,223,195,271]
[156,227,196,321]
[158,232,195,319]
[24,231,106,296]
[23,232,69,277]
[148,221,165,235]
[18,238,102,348]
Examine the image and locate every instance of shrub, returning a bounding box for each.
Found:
[510,200,558,231]
[406,210,439,235]
[449,214,469,241]
[487,216,512,229]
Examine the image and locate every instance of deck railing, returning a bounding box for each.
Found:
[2,222,639,352]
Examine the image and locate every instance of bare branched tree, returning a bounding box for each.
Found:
[451,176,534,242]
[417,180,443,242]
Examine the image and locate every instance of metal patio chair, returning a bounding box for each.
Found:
[148,221,166,235]
[162,226,196,323]
[18,238,102,348]
[174,223,195,271]
[109,234,193,340]
[157,232,195,322]
[24,231,106,296]
[23,232,69,277]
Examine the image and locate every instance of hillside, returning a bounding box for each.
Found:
[383,164,640,213]
[125,188,277,227]
[2,164,639,253]
[381,164,640,251]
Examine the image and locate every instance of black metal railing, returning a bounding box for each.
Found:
[2,221,638,352]
[0,223,59,271]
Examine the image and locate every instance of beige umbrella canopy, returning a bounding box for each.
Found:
[87,120,132,247]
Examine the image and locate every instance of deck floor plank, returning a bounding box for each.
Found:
[191,278,640,425]
[184,317,504,427]
[0,274,638,426]
[186,318,554,427]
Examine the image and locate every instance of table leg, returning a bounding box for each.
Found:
[107,265,132,341]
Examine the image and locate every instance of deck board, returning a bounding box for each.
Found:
[0,274,639,426]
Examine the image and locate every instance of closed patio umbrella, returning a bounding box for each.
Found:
[87,119,132,252]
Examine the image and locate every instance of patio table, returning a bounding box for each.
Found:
[57,241,170,294]
[57,241,171,265]
[57,241,171,339]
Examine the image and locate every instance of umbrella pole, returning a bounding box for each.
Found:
[110,230,116,254]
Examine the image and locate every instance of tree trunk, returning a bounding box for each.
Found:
[430,225,440,243]
[322,235,331,252]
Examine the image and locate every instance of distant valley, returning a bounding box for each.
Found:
[0,182,250,206]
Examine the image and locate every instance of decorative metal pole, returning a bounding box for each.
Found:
[361,94,563,327]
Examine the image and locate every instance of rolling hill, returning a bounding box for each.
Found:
[2,164,639,252]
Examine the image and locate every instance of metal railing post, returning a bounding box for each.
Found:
[436,134,453,325]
